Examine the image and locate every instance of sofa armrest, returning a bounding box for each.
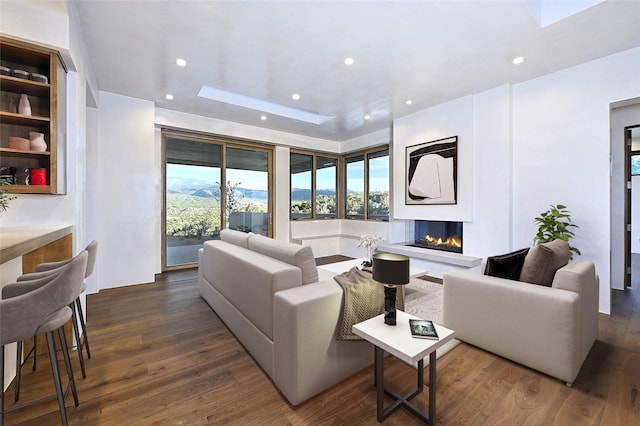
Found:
[273,279,372,405]
[443,270,582,383]
[552,260,599,360]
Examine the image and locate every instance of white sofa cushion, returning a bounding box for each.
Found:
[201,240,302,339]
[248,234,319,284]
[220,228,252,248]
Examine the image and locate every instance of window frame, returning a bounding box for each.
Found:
[162,130,274,271]
[289,145,389,222]
[290,149,341,220]
[344,146,390,221]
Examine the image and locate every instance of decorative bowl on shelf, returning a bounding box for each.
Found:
[11,69,30,79]
[30,73,48,83]
[8,137,30,150]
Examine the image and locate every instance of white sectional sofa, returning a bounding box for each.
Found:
[198,229,372,405]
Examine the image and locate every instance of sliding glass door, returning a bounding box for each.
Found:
[225,147,270,235]
[163,133,272,269]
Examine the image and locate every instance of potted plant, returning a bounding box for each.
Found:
[0,178,16,213]
[358,235,383,268]
[533,204,581,258]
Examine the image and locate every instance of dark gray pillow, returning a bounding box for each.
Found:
[484,248,530,280]
[519,239,570,286]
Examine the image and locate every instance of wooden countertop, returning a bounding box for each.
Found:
[0,225,73,264]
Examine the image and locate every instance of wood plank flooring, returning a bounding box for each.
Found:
[3,256,640,425]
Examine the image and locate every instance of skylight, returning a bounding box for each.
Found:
[198,85,334,125]
[522,0,605,27]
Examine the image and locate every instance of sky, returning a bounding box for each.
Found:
[168,164,268,190]
[169,155,389,193]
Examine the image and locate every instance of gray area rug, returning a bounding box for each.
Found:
[403,277,460,363]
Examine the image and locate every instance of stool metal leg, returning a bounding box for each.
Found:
[45,330,69,426]
[15,337,37,402]
[14,341,22,402]
[69,302,86,378]
[75,296,91,359]
[57,326,79,407]
[1,345,5,426]
[31,336,36,371]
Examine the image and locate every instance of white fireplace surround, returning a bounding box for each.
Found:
[290,218,482,279]
[377,243,482,279]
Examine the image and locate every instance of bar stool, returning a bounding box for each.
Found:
[1,250,88,426]
[16,241,98,382]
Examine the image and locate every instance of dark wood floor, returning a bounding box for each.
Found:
[3,256,640,425]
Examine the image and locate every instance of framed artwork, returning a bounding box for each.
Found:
[405,136,457,205]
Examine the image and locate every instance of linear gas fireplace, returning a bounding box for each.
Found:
[408,220,463,254]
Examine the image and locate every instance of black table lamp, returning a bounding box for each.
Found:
[372,252,410,325]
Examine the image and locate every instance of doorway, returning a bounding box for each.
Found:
[630,127,640,288]
[162,132,273,270]
[611,102,640,298]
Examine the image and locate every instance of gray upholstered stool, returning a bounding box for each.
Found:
[16,241,98,382]
[1,251,88,426]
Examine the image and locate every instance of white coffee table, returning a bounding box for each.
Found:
[319,258,427,277]
[352,311,455,424]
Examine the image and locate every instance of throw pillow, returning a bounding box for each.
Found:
[484,248,530,280]
[519,239,571,286]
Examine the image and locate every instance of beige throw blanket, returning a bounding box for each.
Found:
[334,267,404,340]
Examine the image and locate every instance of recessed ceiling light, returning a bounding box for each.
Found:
[292,93,301,101]
[405,99,413,105]
[165,94,174,100]
[344,57,355,66]
[364,114,371,120]
[260,115,267,121]
[176,58,187,67]
[512,56,525,65]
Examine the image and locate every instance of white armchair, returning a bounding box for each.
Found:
[443,259,599,386]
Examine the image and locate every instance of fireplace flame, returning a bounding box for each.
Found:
[424,234,462,248]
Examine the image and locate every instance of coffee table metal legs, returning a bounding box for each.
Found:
[374,346,436,424]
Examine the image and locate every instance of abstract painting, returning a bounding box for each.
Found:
[405,136,457,205]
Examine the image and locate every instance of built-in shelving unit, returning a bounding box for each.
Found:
[0,37,66,194]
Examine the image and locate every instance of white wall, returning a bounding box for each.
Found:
[389,48,640,313]
[513,47,640,312]
[0,0,69,51]
[392,95,475,222]
[466,85,513,256]
[96,92,158,288]
[274,146,290,241]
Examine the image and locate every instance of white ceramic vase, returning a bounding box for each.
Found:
[29,132,47,152]
[18,94,31,116]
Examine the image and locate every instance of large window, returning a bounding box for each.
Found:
[290,151,339,219]
[367,149,390,220]
[290,146,389,221]
[163,132,272,270]
[226,147,270,234]
[165,139,222,268]
[345,155,365,219]
[316,157,337,218]
[345,148,389,221]
[290,153,313,219]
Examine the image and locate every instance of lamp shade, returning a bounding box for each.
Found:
[372,252,410,285]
